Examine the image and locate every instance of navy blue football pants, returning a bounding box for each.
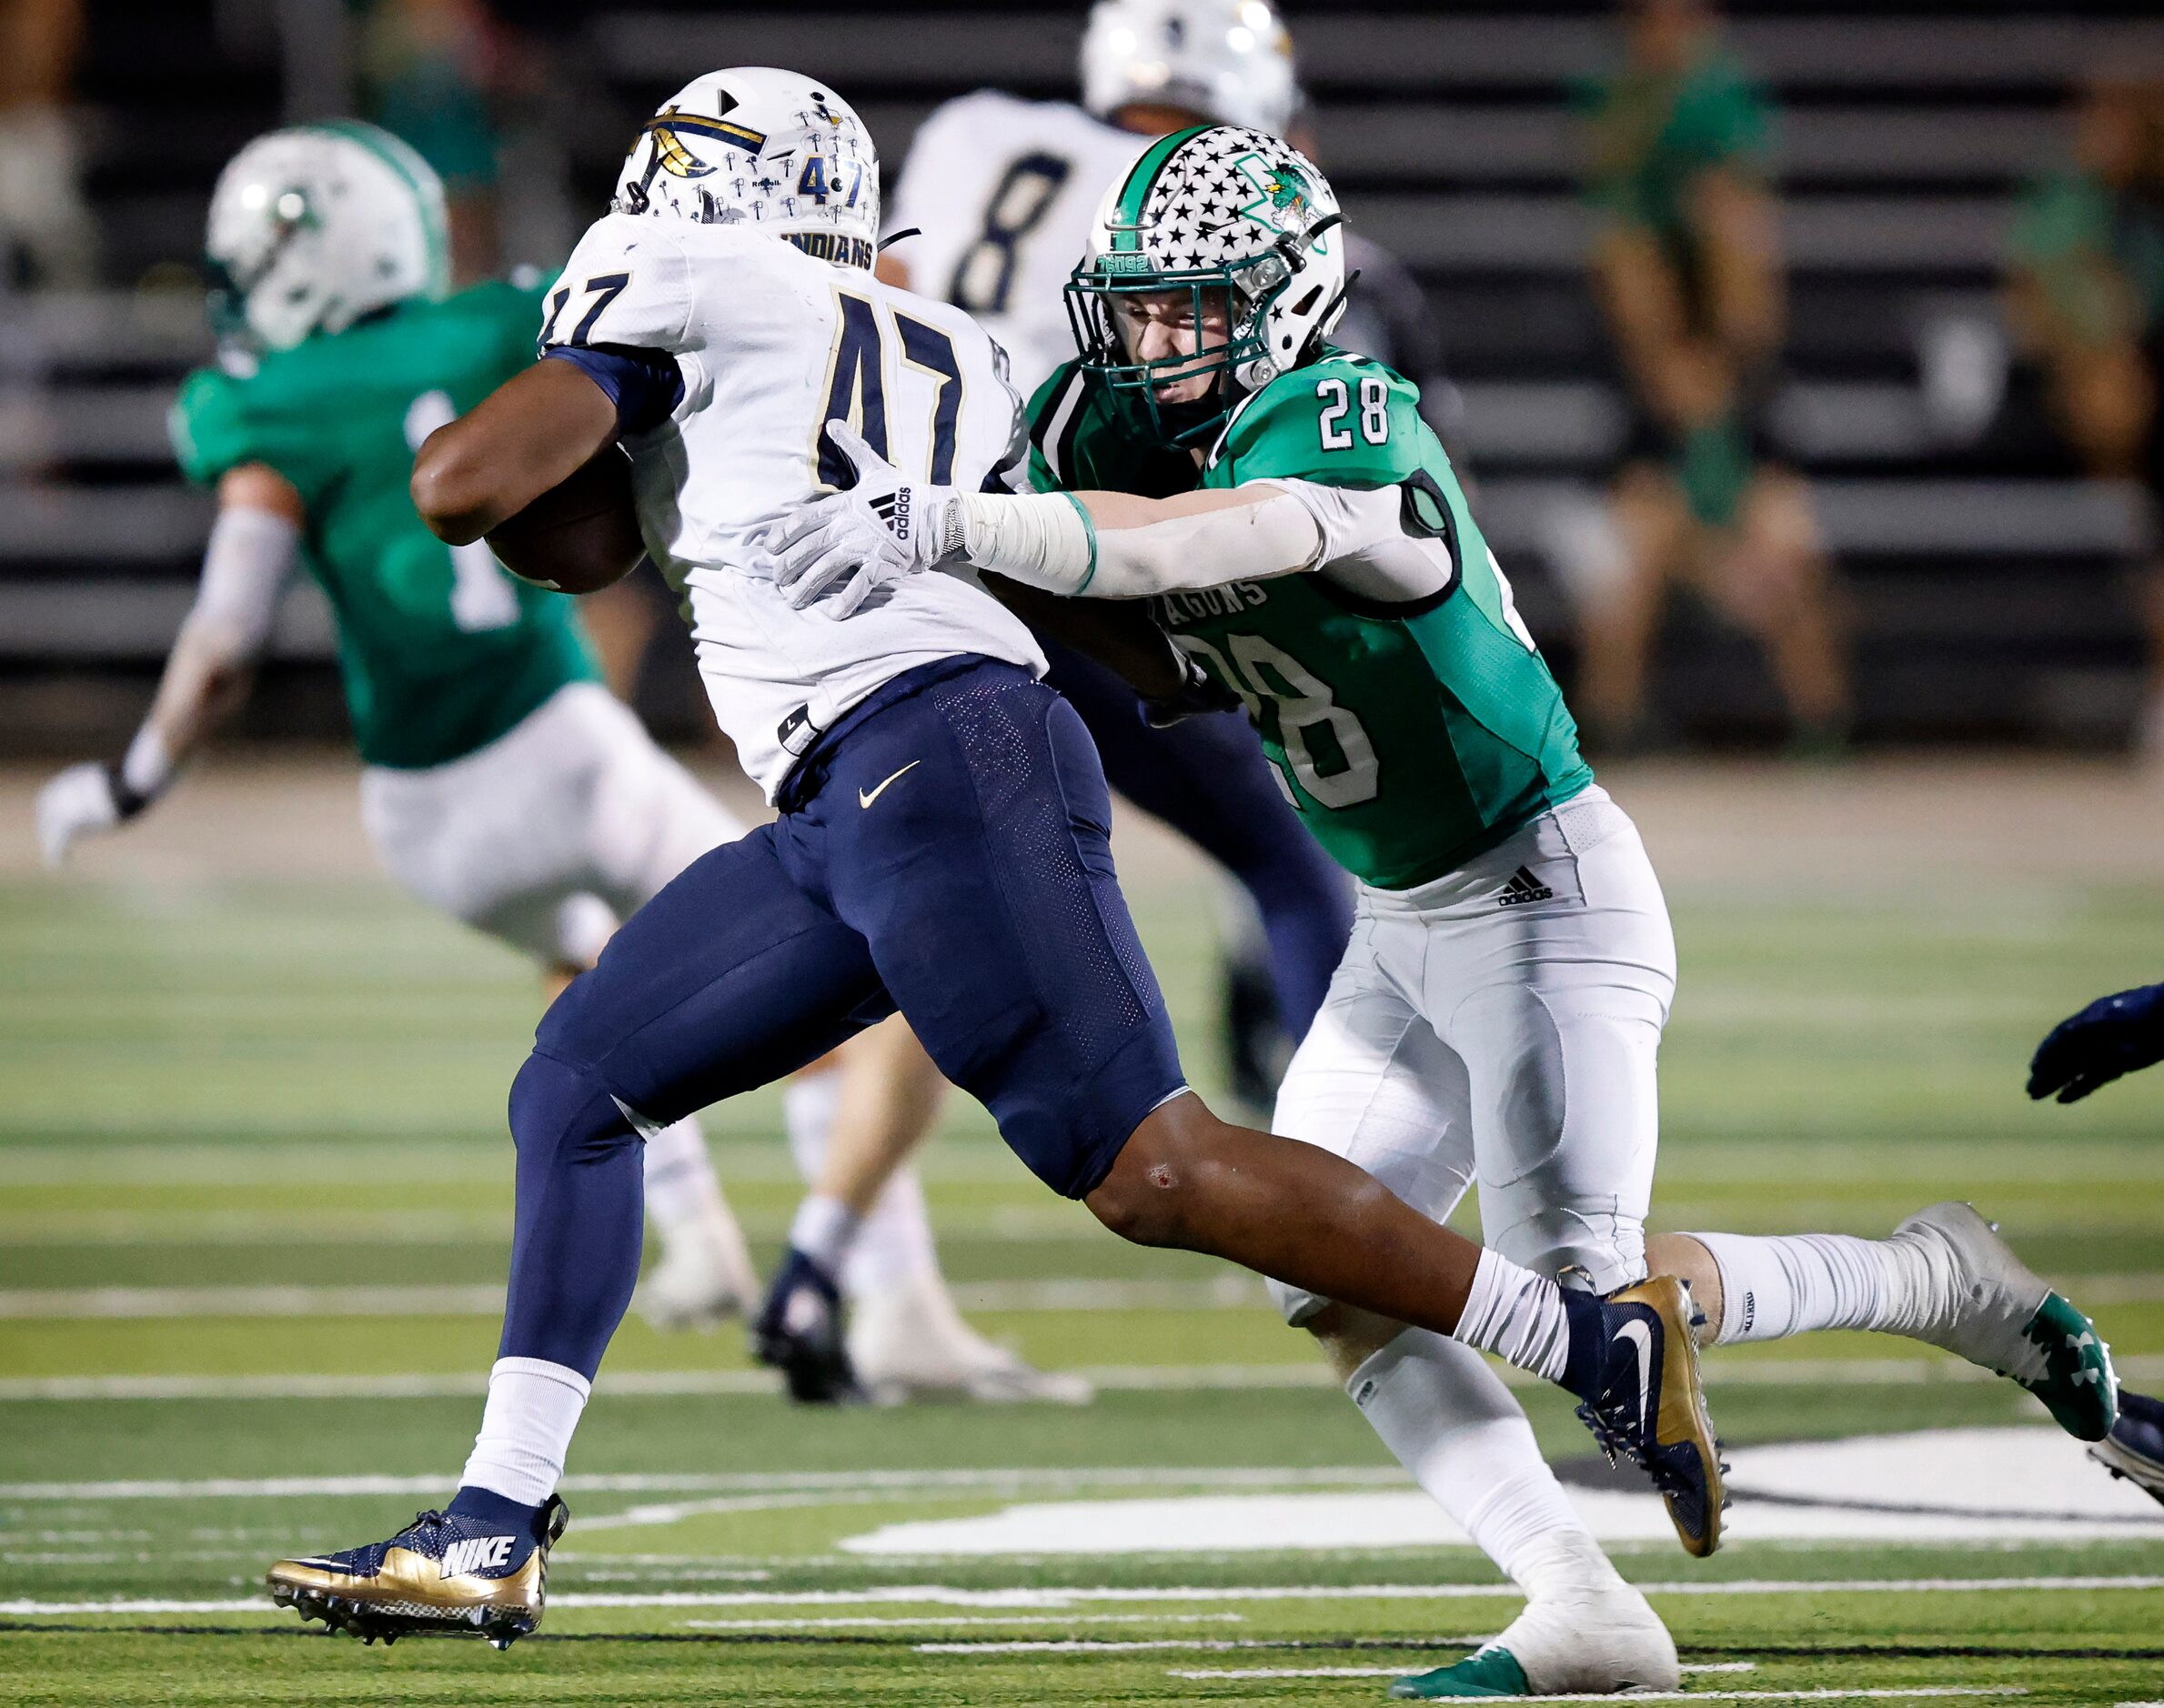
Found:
[499,658,1189,1378]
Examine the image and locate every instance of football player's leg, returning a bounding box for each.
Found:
[582,688,762,1331]
[811,662,1697,1454]
[269,822,890,1642]
[1265,899,1676,1696]
[1646,1212,2119,1441]
[773,1018,1087,1404]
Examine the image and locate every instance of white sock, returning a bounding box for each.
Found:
[782,1067,941,1300]
[844,1168,941,1297]
[458,1357,590,1509]
[639,1113,725,1243]
[1692,1231,1936,1345]
[1348,1328,1596,1586]
[1451,1247,1573,1382]
[789,1193,859,1278]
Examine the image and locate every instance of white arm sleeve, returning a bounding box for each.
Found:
[186,504,300,658]
[1267,477,1457,604]
[955,485,1324,598]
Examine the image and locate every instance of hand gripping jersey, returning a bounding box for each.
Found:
[544,211,1044,798]
[1029,351,1593,890]
[886,93,1149,401]
[169,281,598,770]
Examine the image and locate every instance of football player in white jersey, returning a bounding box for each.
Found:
[261,66,1723,1652]
[761,0,1355,1406]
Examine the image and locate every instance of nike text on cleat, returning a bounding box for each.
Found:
[1574,1276,1726,1557]
[266,1494,568,1649]
[753,1247,869,1405]
[1894,1201,2119,1442]
[2089,1388,2164,1508]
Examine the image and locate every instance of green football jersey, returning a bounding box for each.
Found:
[168,280,598,770]
[1029,352,1593,891]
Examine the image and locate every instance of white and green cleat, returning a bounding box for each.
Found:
[1894,1201,2118,1442]
[1393,1543,1677,1699]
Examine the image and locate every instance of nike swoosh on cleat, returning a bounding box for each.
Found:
[1615,1317,1654,1426]
[858,760,921,809]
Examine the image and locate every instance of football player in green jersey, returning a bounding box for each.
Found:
[35,122,760,1331]
[763,124,2125,1699]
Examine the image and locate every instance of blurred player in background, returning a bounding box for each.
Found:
[32,122,757,1333]
[1576,0,1847,752]
[770,122,2129,1696]
[760,0,1360,1407]
[2003,73,2164,759]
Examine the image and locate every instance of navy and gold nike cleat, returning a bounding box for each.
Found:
[267,1494,568,1648]
[754,1247,869,1405]
[1571,1276,1726,1558]
[2090,1389,2164,1508]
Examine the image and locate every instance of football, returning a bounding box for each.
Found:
[484,443,646,595]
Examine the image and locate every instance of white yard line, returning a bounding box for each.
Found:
[11,1352,2161,1405]
[1166,1682,2022,1700]
[918,1637,1491,1654]
[4,1579,2158,1618]
[0,1465,1413,1502]
[687,1613,1244,1632]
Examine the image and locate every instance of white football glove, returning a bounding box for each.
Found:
[36,761,126,869]
[760,421,964,618]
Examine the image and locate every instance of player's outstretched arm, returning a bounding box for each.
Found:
[36,463,299,867]
[760,420,1324,612]
[410,358,619,547]
[2028,982,2164,1103]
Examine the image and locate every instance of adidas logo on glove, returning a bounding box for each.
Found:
[871,489,911,542]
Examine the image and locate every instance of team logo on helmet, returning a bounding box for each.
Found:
[639,106,770,180]
[1233,153,1318,242]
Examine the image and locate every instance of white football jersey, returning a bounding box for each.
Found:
[546,211,1046,799]
[886,92,1149,402]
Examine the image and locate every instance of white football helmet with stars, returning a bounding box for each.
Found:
[1066,125,1345,441]
[612,67,881,269]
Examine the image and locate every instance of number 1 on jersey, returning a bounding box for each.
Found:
[404,390,521,632]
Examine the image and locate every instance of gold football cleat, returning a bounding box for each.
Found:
[267,1494,569,1649]
[1575,1276,1726,1558]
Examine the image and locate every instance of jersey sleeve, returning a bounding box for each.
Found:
[167,367,257,487]
[1214,357,1425,490]
[539,213,696,355]
[884,93,991,244]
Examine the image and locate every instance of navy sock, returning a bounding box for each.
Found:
[447,1484,544,1537]
[1556,1288,1607,1402]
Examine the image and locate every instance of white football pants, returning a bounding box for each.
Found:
[1269,784,1675,1322]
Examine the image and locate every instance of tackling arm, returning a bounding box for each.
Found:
[36,463,300,865]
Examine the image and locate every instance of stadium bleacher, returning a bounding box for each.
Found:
[4,1,2159,749]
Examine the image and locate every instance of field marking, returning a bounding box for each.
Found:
[1167,1683,2021,1700]
[686,1613,1245,1632]
[13,1352,2162,1406]
[5,1579,2159,1619]
[0,1466,1414,1502]
[0,1279,1265,1320]
[918,1637,1494,1654]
